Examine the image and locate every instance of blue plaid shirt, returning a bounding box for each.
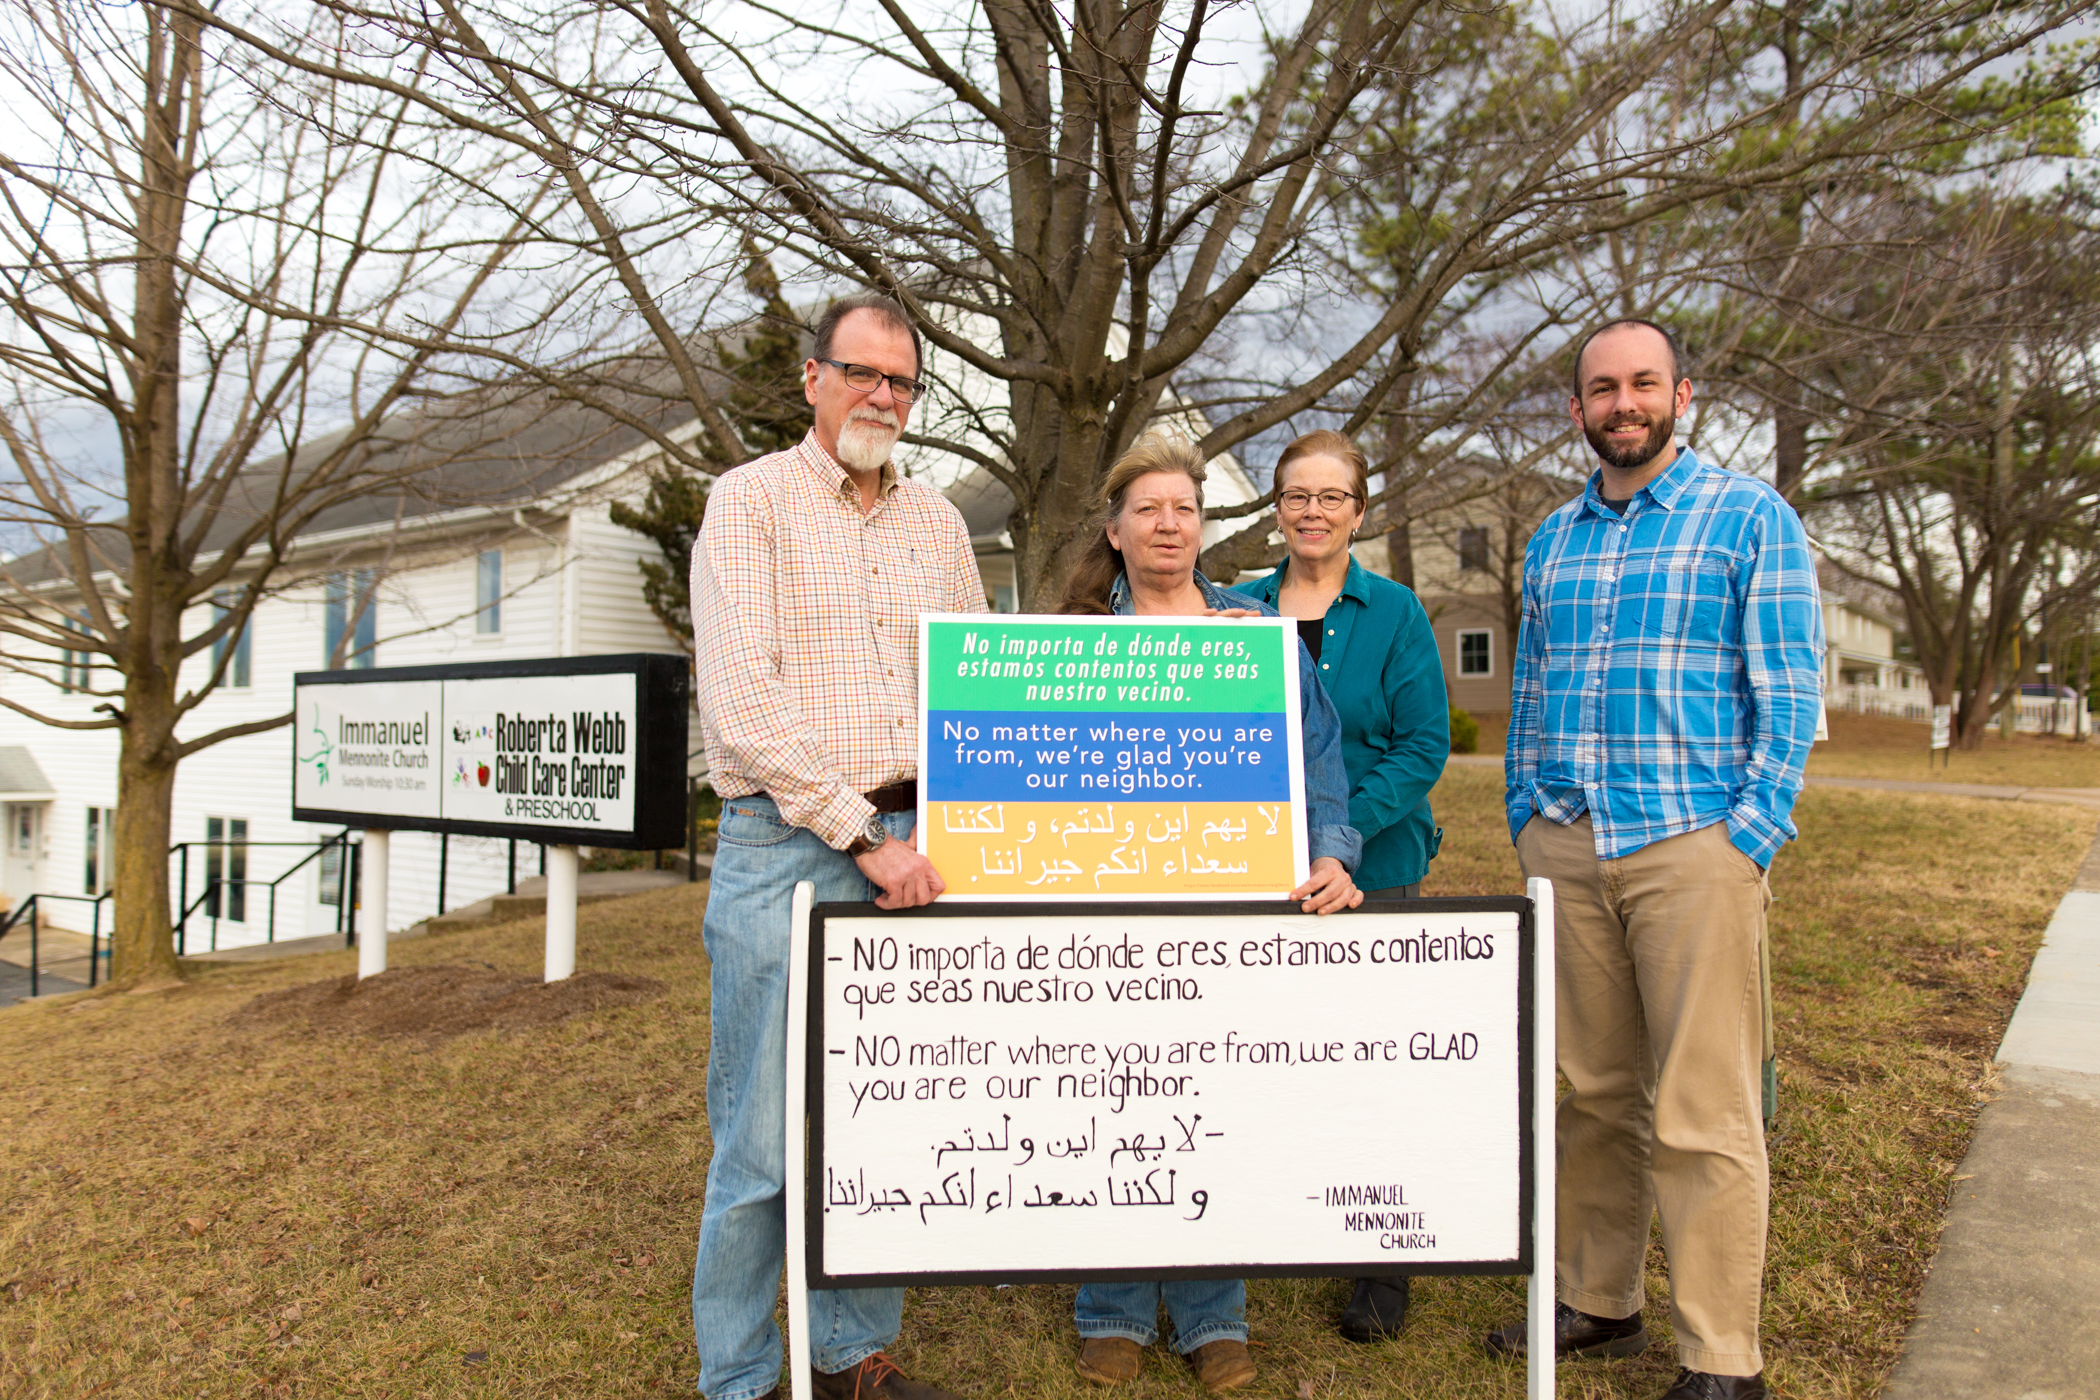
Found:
[1504,446,1823,867]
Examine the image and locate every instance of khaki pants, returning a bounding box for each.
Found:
[1518,815,1769,1376]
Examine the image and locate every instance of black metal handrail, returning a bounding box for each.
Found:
[0,891,114,998]
[171,831,356,955]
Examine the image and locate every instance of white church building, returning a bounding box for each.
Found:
[0,367,1260,954]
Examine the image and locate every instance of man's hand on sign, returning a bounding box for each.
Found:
[1292,856,1364,915]
[856,827,946,909]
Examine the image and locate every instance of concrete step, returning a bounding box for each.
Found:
[398,863,705,940]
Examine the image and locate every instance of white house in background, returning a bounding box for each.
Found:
[0,311,1266,951]
[0,386,700,952]
[1816,568,1930,722]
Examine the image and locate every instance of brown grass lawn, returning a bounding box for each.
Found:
[1,773,2089,1399]
[1468,709,2100,789]
[1806,711,2100,787]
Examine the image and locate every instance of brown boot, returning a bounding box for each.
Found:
[1186,1339,1256,1392]
[810,1353,965,1400]
[1075,1337,1143,1385]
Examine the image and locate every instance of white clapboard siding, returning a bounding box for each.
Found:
[1,492,692,948]
[570,498,685,656]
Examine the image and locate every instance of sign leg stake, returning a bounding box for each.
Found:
[357,829,390,980]
[544,843,579,981]
[785,880,816,1400]
[1527,877,1557,1400]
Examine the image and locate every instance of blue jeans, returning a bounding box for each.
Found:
[1074,1279,1248,1353]
[691,794,915,1399]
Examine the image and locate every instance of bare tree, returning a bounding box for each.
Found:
[0,0,560,982]
[1803,189,2100,747]
[1675,2,2098,501]
[166,0,2088,608]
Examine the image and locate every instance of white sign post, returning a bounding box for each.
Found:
[784,888,1555,1399]
[1931,704,1952,756]
[1526,876,1556,1400]
[357,829,390,981]
[292,654,687,981]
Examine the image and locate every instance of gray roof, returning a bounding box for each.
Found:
[0,747,55,798]
[1,363,717,589]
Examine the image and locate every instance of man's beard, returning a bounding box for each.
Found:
[1583,409,1674,472]
[836,410,901,473]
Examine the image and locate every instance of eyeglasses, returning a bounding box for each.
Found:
[1277,488,1361,512]
[819,359,924,404]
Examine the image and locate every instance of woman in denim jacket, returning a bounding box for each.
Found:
[1058,430,1364,1393]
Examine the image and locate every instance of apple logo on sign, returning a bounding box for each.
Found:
[477,762,490,787]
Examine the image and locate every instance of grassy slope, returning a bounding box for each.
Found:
[0,772,2088,1399]
[1471,710,2100,788]
[1806,712,2100,787]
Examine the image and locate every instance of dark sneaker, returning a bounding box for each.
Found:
[1485,1300,1648,1359]
[1660,1369,1767,1399]
[810,1353,966,1400]
[1338,1276,1410,1342]
[1075,1337,1143,1385]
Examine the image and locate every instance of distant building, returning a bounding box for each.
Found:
[1818,578,1930,721]
[0,390,697,950]
[0,358,1259,949]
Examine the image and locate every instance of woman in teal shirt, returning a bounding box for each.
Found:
[1237,428,1450,1345]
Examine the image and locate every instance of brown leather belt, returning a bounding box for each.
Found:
[864,780,917,814]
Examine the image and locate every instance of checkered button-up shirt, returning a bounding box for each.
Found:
[1504,445,1823,867]
[691,431,987,849]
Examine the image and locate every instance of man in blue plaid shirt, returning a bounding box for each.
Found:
[1487,320,1822,1400]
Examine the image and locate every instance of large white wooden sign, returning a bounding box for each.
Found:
[801,900,1534,1284]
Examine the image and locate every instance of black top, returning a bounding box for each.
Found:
[1297,615,1324,664]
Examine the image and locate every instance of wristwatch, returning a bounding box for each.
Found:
[845,811,889,857]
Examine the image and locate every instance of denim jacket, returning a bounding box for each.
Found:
[1107,571,1364,873]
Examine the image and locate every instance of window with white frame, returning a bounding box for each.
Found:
[83,806,116,894]
[12,804,38,855]
[318,837,346,907]
[476,549,503,635]
[211,591,252,688]
[324,572,377,669]
[204,816,249,922]
[1458,629,1494,677]
[1458,526,1490,572]
[61,611,93,692]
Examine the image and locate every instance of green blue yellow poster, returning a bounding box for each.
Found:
[917,614,1308,898]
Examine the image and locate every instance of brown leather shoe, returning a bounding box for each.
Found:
[1186,1339,1256,1392]
[1075,1337,1143,1384]
[810,1353,965,1400]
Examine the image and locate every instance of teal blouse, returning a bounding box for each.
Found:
[1236,557,1449,890]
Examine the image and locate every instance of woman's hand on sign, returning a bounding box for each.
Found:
[856,831,946,909]
[1202,607,1261,619]
[1292,856,1363,916]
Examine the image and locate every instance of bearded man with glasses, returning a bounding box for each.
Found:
[688,293,985,1400]
[1488,319,1821,1400]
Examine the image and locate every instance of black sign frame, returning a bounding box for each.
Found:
[291,652,689,849]
[804,895,1536,1288]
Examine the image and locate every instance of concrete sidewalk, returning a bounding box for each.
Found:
[1444,749,2100,1391]
[1881,825,2100,1399]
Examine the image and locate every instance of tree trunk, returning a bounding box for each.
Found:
[1773,404,1809,500]
[1387,516,1415,590]
[111,703,181,985]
